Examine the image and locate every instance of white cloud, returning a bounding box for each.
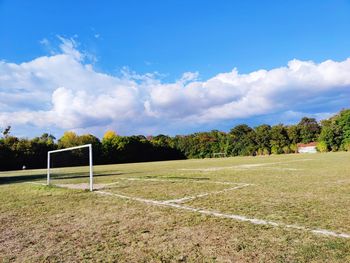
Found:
[57,36,83,61]
[0,37,350,136]
[39,38,50,47]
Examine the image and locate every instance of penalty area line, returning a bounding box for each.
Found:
[162,184,252,204]
[95,190,350,239]
[25,181,350,239]
[178,159,314,172]
[118,177,248,186]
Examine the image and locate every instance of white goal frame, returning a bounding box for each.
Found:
[47,144,94,191]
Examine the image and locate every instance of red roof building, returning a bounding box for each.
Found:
[297,142,317,153]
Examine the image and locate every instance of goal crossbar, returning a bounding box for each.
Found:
[47,144,94,191]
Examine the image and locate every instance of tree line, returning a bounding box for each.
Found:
[0,109,349,171]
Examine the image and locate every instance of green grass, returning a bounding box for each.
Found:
[0,152,350,262]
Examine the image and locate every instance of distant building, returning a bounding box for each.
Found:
[297,142,317,153]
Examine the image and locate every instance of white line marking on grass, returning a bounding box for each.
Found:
[118,177,246,186]
[311,229,350,239]
[261,167,302,171]
[162,184,252,204]
[96,190,165,206]
[95,190,350,239]
[178,159,313,172]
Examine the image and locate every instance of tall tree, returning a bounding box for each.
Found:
[101,130,119,163]
[270,124,290,154]
[58,131,80,148]
[287,125,300,144]
[318,119,342,151]
[229,124,256,156]
[297,117,320,143]
[254,124,271,155]
[318,109,350,151]
[336,109,350,150]
[1,125,11,138]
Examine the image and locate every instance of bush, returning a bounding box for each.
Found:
[290,144,298,153]
[263,148,270,155]
[257,148,271,155]
[282,146,291,154]
[341,141,350,151]
[317,141,328,152]
[271,146,282,154]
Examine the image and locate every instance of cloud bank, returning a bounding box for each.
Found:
[0,37,349,135]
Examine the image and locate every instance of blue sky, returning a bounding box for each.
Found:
[0,0,350,138]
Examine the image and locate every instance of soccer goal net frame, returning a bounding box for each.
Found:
[47,144,94,191]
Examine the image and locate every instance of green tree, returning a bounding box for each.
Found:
[316,141,328,152]
[0,134,19,170]
[318,109,350,151]
[297,117,320,143]
[287,125,300,144]
[318,121,342,152]
[229,124,256,156]
[336,109,350,150]
[254,124,271,155]
[1,125,11,138]
[270,124,290,154]
[37,133,56,145]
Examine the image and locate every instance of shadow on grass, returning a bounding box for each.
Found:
[0,172,137,185]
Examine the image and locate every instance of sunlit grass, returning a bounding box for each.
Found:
[0,152,349,262]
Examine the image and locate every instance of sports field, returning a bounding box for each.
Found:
[0,152,349,262]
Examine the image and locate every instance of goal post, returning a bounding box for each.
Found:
[47,144,94,191]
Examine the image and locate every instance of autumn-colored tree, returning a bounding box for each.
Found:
[1,109,350,171]
[103,130,118,141]
[58,131,80,148]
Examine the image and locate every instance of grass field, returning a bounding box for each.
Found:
[0,152,350,262]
